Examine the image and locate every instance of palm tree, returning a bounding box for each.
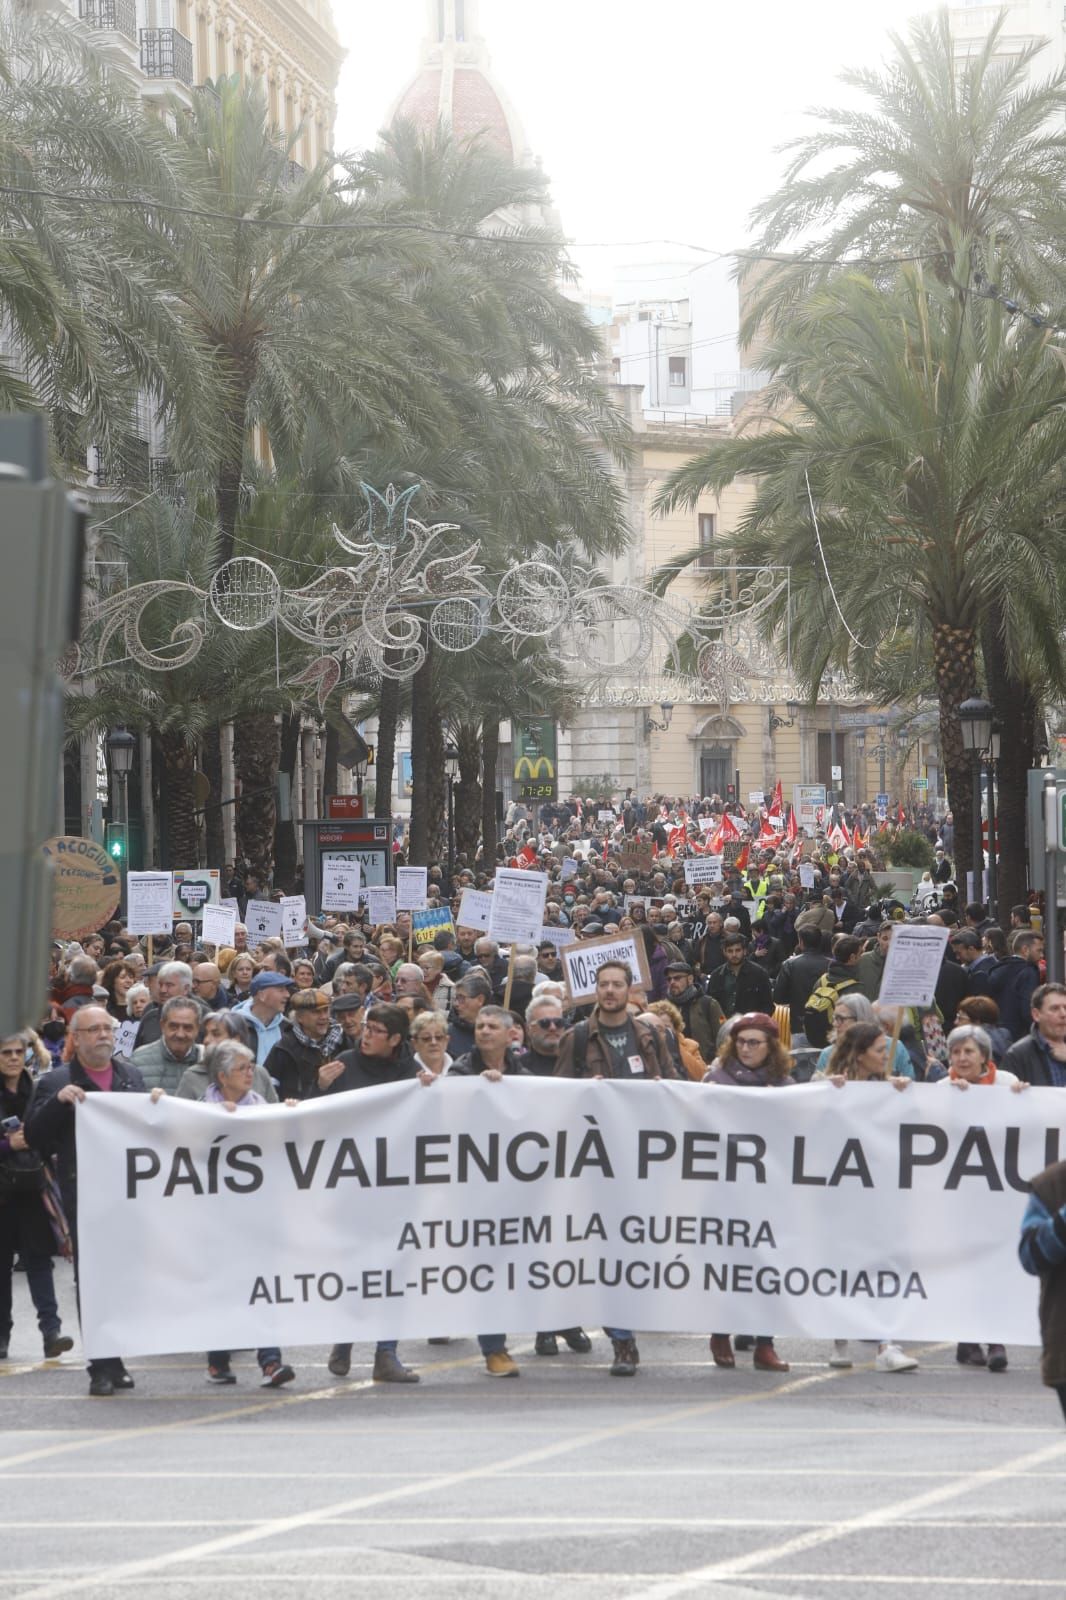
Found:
[656,263,1066,907]
[742,8,1066,341]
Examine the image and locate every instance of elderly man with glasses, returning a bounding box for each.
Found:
[25,1006,151,1397]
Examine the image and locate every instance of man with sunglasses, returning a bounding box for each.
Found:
[515,996,594,1360]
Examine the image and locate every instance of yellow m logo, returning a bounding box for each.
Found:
[514,755,555,780]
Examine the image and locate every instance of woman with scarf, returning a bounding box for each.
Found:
[935,1023,1025,1372]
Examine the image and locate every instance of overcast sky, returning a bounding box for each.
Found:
[333,0,936,294]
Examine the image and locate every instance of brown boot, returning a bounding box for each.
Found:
[372,1349,420,1384]
[753,1341,789,1372]
[709,1335,735,1368]
[610,1338,639,1376]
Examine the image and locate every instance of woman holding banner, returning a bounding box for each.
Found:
[705,1013,793,1374]
[818,1023,919,1374]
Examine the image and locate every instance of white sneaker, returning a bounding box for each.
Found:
[876,1343,918,1373]
[829,1340,852,1368]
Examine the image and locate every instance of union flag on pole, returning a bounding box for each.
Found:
[718,811,741,843]
[785,806,798,842]
[768,780,784,824]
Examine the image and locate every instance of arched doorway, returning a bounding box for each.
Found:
[693,714,745,798]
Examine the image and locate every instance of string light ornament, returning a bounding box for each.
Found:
[68,482,810,710]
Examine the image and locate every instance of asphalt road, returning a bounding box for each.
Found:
[2,1267,1064,1600]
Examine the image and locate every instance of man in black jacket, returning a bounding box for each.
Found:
[664,961,725,1061]
[774,927,831,1032]
[1003,984,1066,1087]
[263,988,343,1100]
[26,1006,147,1397]
[707,936,773,1019]
[314,1003,420,1383]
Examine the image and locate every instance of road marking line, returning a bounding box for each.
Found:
[7,1367,844,1599]
[624,1434,1066,1600]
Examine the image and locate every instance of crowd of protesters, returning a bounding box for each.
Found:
[3,787,1065,1421]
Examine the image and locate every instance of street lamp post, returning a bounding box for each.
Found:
[107,726,136,913]
[959,697,993,902]
[444,743,460,895]
[986,724,1001,921]
[877,715,888,797]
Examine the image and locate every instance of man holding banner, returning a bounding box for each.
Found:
[555,960,674,1378]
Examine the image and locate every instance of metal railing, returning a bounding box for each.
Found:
[140,27,195,85]
[78,0,137,43]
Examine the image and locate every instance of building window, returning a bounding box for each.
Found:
[669,356,687,388]
[697,511,716,569]
[611,357,621,378]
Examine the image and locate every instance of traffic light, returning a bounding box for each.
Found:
[105,823,128,863]
[0,416,84,1033]
[726,784,736,804]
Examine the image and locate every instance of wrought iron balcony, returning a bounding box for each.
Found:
[78,0,137,43]
[140,27,194,85]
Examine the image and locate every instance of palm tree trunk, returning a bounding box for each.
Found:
[375,667,400,822]
[157,731,200,868]
[408,629,435,865]
[273,713,300,888]
[323,721,339,801]
[981,614,1036,925]
[201,727,225,868]
[932,620,978,887]
[480,719,501,867]
[454,720,481,861]
[234,713,280,885]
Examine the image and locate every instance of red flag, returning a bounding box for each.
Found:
[759,817,781,845]
[897,802,906,826]
[519,842,537,867]
[785,806,798,842]
[667,824,686,856]
[733,842,749,873]
[828,823,847,852]
[768,780,784,822]
[718,812,741,843]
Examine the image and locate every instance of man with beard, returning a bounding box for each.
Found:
[664,961,725,1063]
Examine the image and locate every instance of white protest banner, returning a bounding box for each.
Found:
[245,899,283,949]
[366,885,397,926]
[537,925,573,951]
[878,924,950,1009]
[126,872,173,936]
[395,867,428,912]
[488,867,548,945]
[684,858,724,886]
[457,887,492,931]
[560,858,579,882]
[75,1080,1052,1358]
[698,816,716,833]
[281,895,307,948]
[201,901,237,951]
[798,863,817,890]
[559,931,653,1002]
[321,861,361,914]
[113,1019,140,1059]
[597,808,615,822]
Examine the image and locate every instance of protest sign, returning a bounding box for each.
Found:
[559,931,652,1003]
[245,899,283,949]
[113,1020,140,1060]
[321,861,361,914]
[201,901,237,951]
[878,925,950,1009]
[488,868,548,945]
[748,791,765,807]
[536,925,573,951]
[457,887,492,931]
[684,858,724,886]
[76,1079,1050,1358]
[413,907,455,946]
[366,885,397,926]
[172,870,220,919]
[395,867,429,912]
[597,808,615,822]
[126,872,173,937]
[798,863,817,890]
[698,816,716,833]
[617,842,654,872]
[42,837,120,940]
[560,858,579,882]
[280,895,307,948]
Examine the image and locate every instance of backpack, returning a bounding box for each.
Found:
[803,971,858,1048]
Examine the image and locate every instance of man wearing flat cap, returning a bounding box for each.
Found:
[262,987,343,1100]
